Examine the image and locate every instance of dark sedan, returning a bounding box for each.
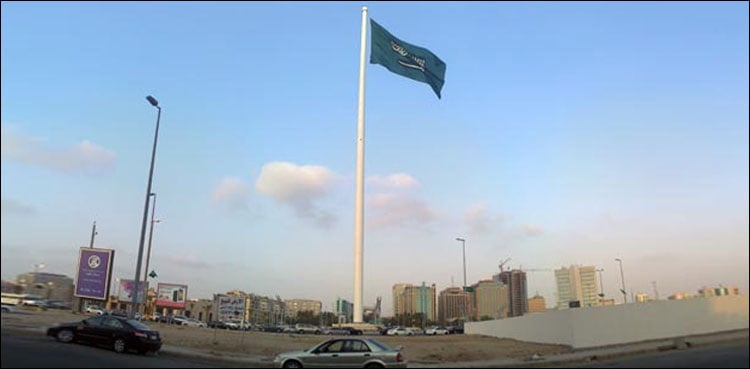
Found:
[273,337,407,368]
[46,315,161,354]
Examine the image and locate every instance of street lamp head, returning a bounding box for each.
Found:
[150,192,156,197]
[615,258,622,262]
[146,95,159,107]
[456,237,465,242]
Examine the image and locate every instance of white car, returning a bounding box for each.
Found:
[425,326,449,335]
[185,318,207,328]
[85,305,107,315]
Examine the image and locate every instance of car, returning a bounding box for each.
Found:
[294,323,322,334]
[85,305,108,315]
[425,326,449,335]
[1,304,16,313]
[47,315,162,354]
[185,318,207,328]
[273,337,407,368]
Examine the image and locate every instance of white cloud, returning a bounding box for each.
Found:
[1,125,115,173]
[255,161,338,227]
[1,198,35,215]
[367,193,436,229]
[367,173,419,190]
[212,177,250,211]
[464,203,506,235]
[520,224,544,237]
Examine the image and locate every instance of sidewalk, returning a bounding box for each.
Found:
[159,329,748,368]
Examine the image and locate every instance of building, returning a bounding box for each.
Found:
[285,299,322,319]
[16,272,74,302]
[554,265,600,309]
[438,287,473,325]
[635,293,650,303]
[392,282,437,322]
[668,293,697,300]
[497,270,528,317]
[600,298,616,306]
[698,286,740,298]
[471,280,508,320]
[527,294,547,313]
[336,298,353,323]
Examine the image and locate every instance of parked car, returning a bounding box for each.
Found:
[47,315,161,354]
[85,305,108,315]
[46,300,72,310]
[1,303,16,313]
[208,320,229,329]
[185,318,207,328]
[273,337,407,368]
[260,323,285,333]
[425,326,450,335]
[295,323,322,334]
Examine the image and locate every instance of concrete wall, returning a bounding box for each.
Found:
[465,294,748,348]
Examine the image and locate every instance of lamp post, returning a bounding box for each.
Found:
[615,258,627,304]
[455,237,467,323]
[131,95,162,319]
[142,192,160,318]
[596,268,605,298]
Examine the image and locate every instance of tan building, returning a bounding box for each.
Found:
[16,272,74,302]
[600,298,616,306]
[555,265,600,309]
[438,287,472,325]
[527,294,547,313]
[285,299,322,318]
[698,286,740,298]
[471,280,508,320]
[635,293,650,303]
[392,282,437,321]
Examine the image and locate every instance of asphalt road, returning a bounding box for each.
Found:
[0,330,245,368]
[572,339,749,368]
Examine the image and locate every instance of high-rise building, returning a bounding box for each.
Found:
[471,280,508,320]
[497,270,528,317]
[438,287,472,325]
[335,298,353,323]
[554,265,600,309]
[527,294,546,313]
[392,282,436,322]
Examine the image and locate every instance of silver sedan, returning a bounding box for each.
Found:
[273,337,407,368]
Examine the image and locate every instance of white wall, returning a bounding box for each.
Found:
[465,294,748,348]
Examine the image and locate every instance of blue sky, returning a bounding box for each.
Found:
[2,2,748,315]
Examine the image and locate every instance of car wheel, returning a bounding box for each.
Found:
[113,338,127,353]
[56,330,74,343]
[283,359,303,368]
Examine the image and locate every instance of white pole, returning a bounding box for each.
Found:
[353,5,368,324]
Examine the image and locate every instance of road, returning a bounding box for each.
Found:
[572,339,749,368]
[0,330,245,368]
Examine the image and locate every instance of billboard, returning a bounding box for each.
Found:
[156,283,187,308]
[74,247,115,300]
[117,279,148,303]
[217,296,245,322]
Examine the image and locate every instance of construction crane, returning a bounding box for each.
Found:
[498,258,511,273]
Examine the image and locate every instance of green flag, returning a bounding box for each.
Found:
[370,19,446,98]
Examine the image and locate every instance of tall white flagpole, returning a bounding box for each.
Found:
[354,5,368,324]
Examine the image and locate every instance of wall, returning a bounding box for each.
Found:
[465,294,748,348]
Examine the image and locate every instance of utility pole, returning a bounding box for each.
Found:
[89,221,97,248]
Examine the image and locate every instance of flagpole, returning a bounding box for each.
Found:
[353,5,368,324]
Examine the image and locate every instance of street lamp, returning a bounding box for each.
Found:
[131,95,162,319]
[455,238,466,288]
[615,258,627,304]
[143,192,160,283]
[455,237,467,323]
[596,268,605,298]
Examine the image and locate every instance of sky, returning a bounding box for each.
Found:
[1,2,748,316]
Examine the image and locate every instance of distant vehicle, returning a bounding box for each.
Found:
[208,320,229,329]
[47,315,161,354]
[425,326,449,335]
[85,305,108,315]
[260,323,285,333]
[324,327,352,335]
[1,303,16,313]
[295,323,322,335]
[185,318,207,328]
[273,337,407,368]
[387,327,416,336]
[21,297,49,308]
[46,300,73,310]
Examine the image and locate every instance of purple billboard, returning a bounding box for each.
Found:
[74,247,114,300]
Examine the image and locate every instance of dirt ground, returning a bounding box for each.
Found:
[2,308,572,363]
